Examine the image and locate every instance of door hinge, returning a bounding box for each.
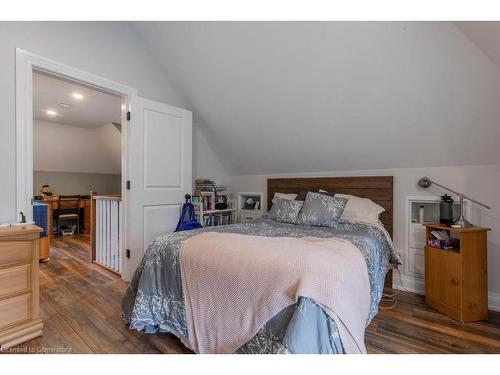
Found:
[126,249,131,259]
[126,180,131,190]
[127,111,131,121]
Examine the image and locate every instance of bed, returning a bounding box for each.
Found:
[122,176,401,354]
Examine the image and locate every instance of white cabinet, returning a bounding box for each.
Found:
[237,192,264,223]
[409,222,427,248]
[405,197,461,277]
[407,247,425,277]
[405,198,441,277]
[407,222,426,277]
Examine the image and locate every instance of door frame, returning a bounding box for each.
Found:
[16,48,138,281]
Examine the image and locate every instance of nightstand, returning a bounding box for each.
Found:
[237,192,263,223]
[424,223,490,322]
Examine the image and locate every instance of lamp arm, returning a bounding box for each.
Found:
[460,194,491,210]
[425,179,460,196]
[426,178,491,210]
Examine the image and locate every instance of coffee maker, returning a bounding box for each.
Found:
[439,194,454,225]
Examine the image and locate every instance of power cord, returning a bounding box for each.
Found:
[379,267,409,310]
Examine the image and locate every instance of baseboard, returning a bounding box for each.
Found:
[0,320,43,351]
[392,272,425,295]
[393,273,500,312]
[488,291,500,312]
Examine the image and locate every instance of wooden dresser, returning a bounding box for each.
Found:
[424,223,489,322]
[0,225,43,350]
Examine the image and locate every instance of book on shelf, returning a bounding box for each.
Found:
[194,178,228,193]
[203,212,232,227]
[193,178,232,211]
[192,178,235,226]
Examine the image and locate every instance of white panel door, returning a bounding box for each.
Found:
[127,97,192,279]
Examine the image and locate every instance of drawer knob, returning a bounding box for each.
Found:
[451,278,459,285]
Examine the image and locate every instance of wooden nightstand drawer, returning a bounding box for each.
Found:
[0,241,31,266]
[0,264,31,298]
[0,293,31,330]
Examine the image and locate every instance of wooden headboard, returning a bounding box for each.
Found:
[267,176,393,237]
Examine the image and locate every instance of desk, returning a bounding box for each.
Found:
[35,196,91,238]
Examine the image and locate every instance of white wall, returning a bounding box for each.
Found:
[192,121,229,185]
[229,164,500,308]
[33,120,122,195]
[34,171,121,196]
[34,121,121,174]
[0,22,228,223]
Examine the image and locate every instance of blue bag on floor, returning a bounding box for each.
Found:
[175,195,203,232]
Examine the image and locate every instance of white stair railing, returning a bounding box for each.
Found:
[93,195,121,274]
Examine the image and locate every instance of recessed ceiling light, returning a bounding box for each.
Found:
[72,93,84,100]
[59,103,72,108]
[46,110,57,116]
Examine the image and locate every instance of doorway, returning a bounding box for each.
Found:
[32,71,123,274]
[16,49,134,280]
[16,49,193,282]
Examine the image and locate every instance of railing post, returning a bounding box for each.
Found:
[92,194,122,275]
[90,190,97,262]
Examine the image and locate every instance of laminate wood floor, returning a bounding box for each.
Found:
[5,236,500,354]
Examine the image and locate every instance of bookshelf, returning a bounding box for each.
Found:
[192,179,236,227]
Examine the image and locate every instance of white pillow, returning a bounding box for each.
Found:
[272,192,298,202]
[320,190,385,225]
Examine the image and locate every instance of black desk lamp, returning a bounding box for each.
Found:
[418,176,491,228]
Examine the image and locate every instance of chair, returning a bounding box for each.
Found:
[54,195,81,237]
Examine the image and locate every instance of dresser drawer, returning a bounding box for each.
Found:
[0,241,31,266]
[0,264,31,298]
[0,293,31,329]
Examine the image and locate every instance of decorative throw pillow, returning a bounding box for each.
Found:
[294,191,309,201]
[319,189,335,197]
[333,193,385,225]
[268,197,303,224]
[298,192,347,228]
[272,192,298,202]
[295,189,335,201]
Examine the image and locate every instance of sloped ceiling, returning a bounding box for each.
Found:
[133,22,500,175]
[33,71,122,128]
[455,22,500,69]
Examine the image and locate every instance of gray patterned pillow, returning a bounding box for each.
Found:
[268,197,304,224]
[298,192,347,228]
